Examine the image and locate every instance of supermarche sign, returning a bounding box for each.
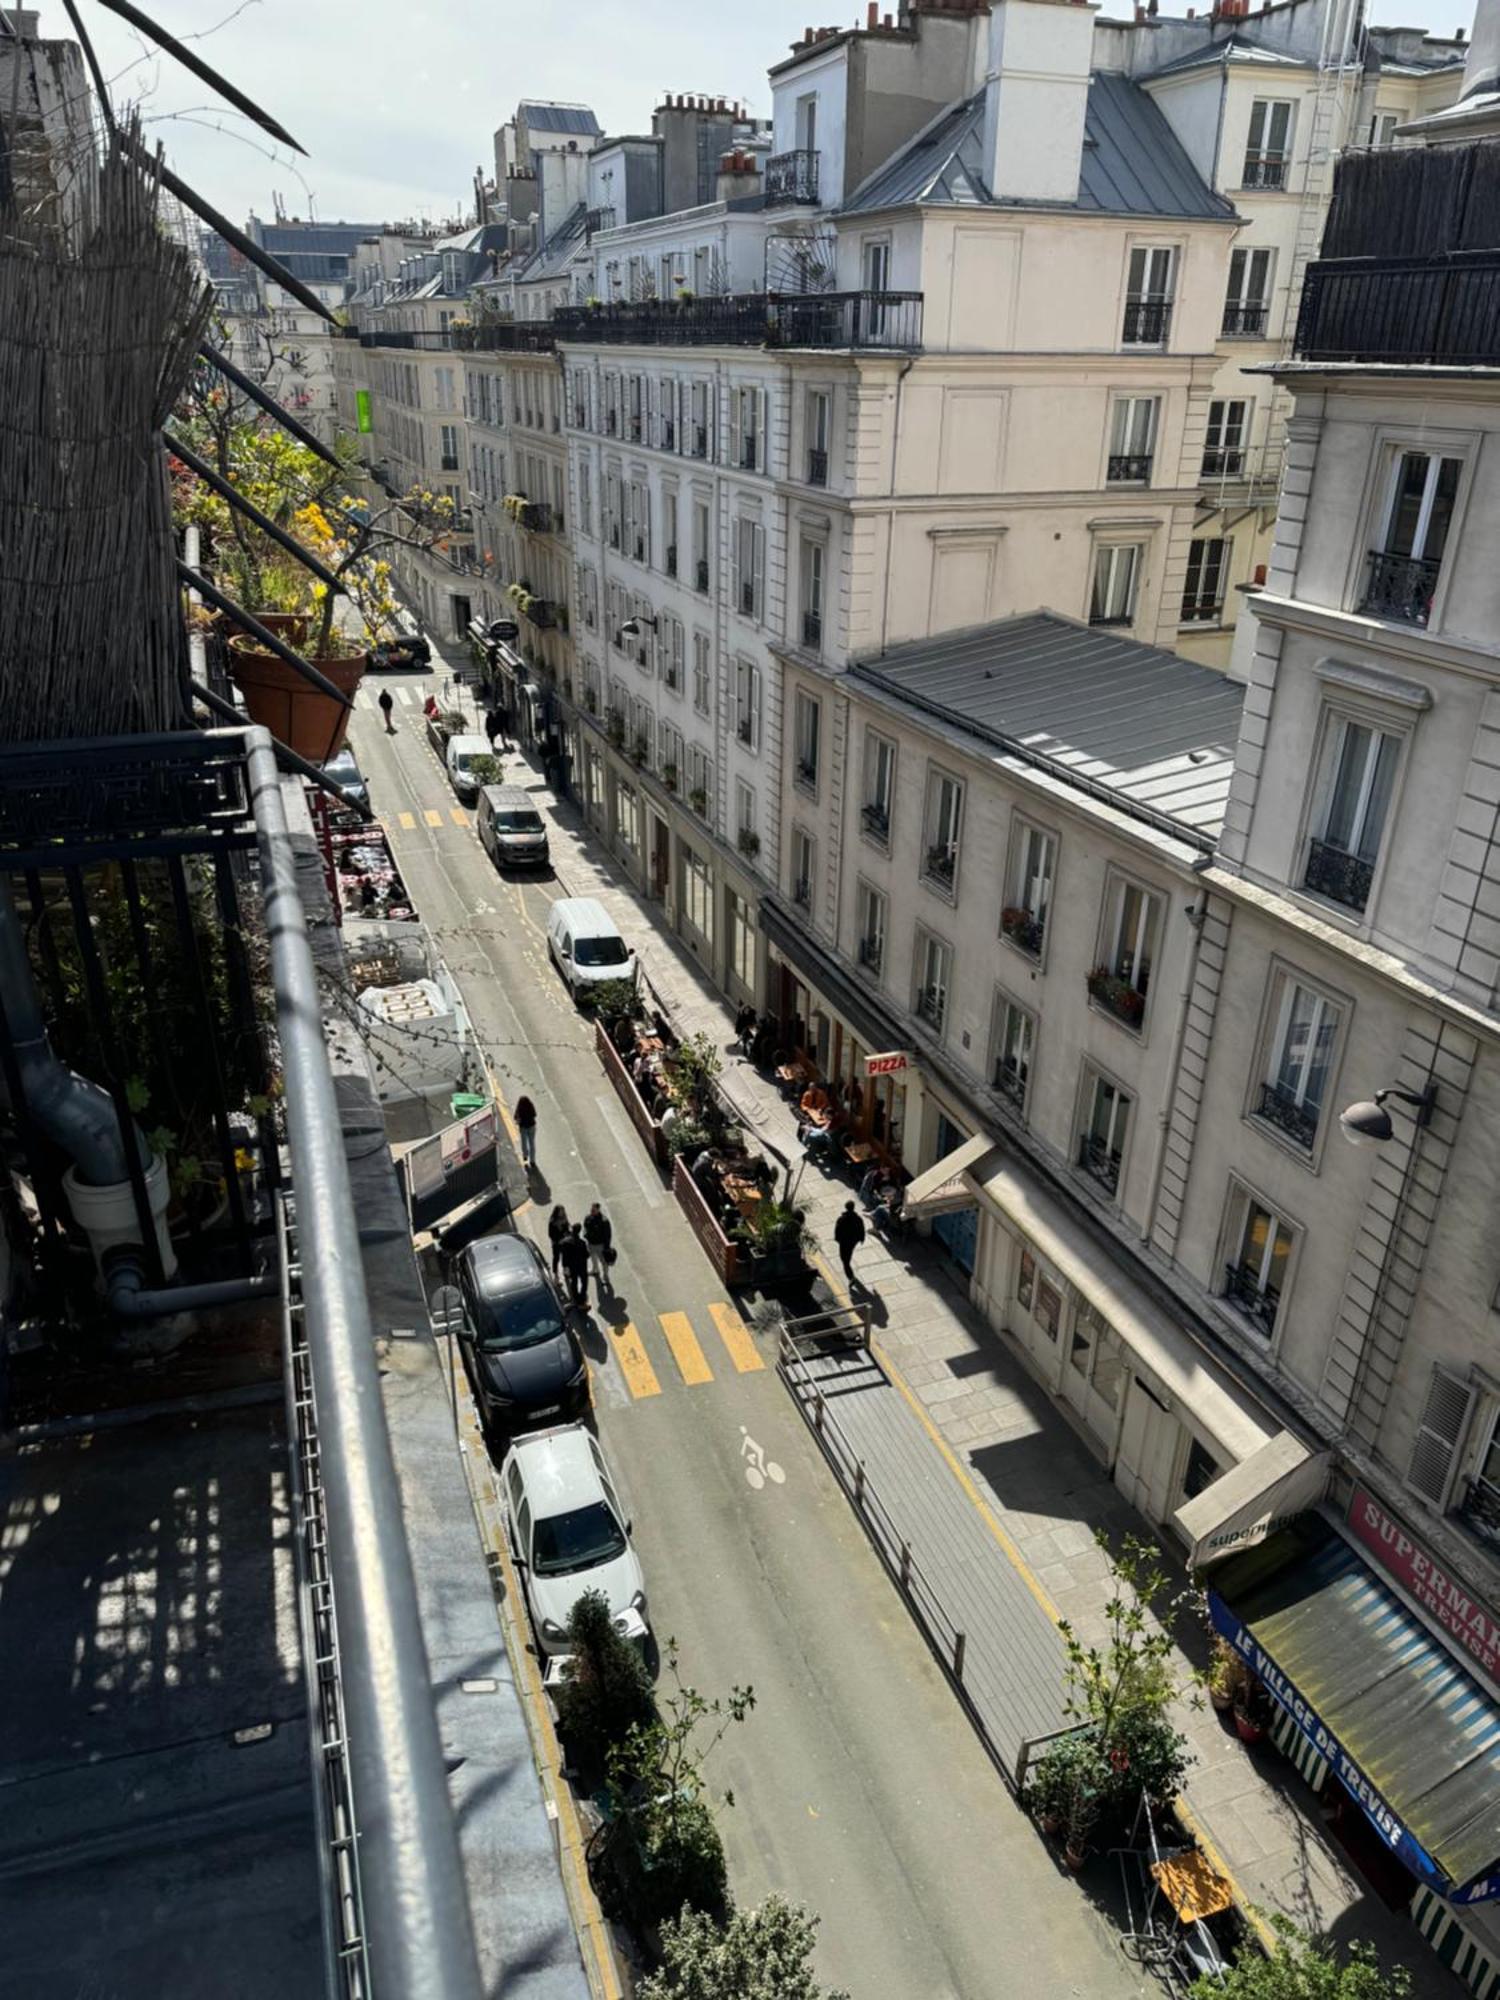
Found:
[1346,1484,1500,1685]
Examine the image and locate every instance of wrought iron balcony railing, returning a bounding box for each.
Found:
[1221,301,1267,337]
[1240,155,1286,190]
[915,985,946,1032]
[665,543,677,578]
[802,609,822,651]
[924,843,957,891]
[861,802,890,843]
[1179,592,1225,625]
[552,290,923,352]
[807,447,828,487]
[858,935,883,973]
[993,1058,1028,1110]
[795,754,818,789]
[1304,836,1374,912]
[1122,299,1172,345]
[1087,965,1147,1028]
[1295,253,1500,365]
[1108,453,1152,484]
[1224,1260,1281,1336]
[696,557,710,593]
[765,148,820,206]
[1460,1475,1500,1548]
[1201,445,1245,478]
[1078,1136,1121,1196]
[1360,548,1441,626]
[1256,1082,1318,1149]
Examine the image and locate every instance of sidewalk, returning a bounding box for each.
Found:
[524,768,1456,1997]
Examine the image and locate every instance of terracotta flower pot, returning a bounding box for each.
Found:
[1063,1841,1089,1871]
[1234,1707,1266,1745]
[228,614,367,761]
[1038,1810,1064,1836]
[1209,1683,1234,1714]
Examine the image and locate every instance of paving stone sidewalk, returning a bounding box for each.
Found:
[518,769,1456,1997]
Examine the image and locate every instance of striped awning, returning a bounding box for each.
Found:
[1210,1516,1500,1903]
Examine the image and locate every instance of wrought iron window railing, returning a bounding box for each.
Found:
[1221,301,1268,336]
[551,290,923,352]
[1303,837,1374,912]
[993,1058,1028,1110]
[1256,1082,1318,1149]
[1223,1260,1281,1336]
[861,802,890,843]
[1360,548,1441,626]
[1201,445,1245,478]
[1078,1136,1121,1195]
[924,843,956,890]
[802,609,822,651]
[807,447,828,487]
[1121,299,1172,345]
[1001,905,1044,957]
[1108,453,1152,483]
[765,148,820,206]
[1240,155,1286,190]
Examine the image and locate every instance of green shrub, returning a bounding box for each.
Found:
[552,1589,654,1775]
[638,1897,848,2000]
[1192,1915,1412,2000]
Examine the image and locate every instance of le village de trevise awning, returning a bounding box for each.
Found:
[1184,1456,1500,1908]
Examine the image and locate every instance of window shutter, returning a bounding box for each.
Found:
[1407,1364,1475,1506]
[729,390,741,467]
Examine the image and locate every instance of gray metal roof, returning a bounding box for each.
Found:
[840,74,1235,221]
[1143,33,1313,78]
[852,612,1244,840]
[519,101,601,137]
[515,201,589,282]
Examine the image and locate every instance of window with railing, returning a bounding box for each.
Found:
[794,688,821,794]
[856,880,887,976]
[790,827,815,913]
[1078,1071,1131,1198]
[1360,449,1459,626]
[1222,1185,1295,1339]
[1242,99,1291,188]
[734,516,764,622]
[1202,398,1248,479]
[658,377,676,451]
[732,386,761,473]
[862,730,894,845]
[1107,396,1157,484]
[991,996,1034,1113]
[1002,819,1055,961]
[1089,879,1158,1030]
[1256,972,1341,1151]
[692,631,711,715]
[806,388,830,487]
[1223,246,1272,336]
[661,616,685,693]
[914,930,952,1035]
[689,380,710,458]
[1304,715,1401,913]
[735,657,760,750]
[1090,543,1142,628]
[1181,536,1228,624]
[800,538,824,654]
[765,147,821,206]
[1123,245,1174,345]
[922,768,962,895]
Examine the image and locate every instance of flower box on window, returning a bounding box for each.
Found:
[1001,905,1044,956]
[1087,967,1145,1026]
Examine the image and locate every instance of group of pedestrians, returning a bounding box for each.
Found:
[548,1199,614,1311]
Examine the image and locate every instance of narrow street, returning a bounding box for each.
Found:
[349,679,1147,2000]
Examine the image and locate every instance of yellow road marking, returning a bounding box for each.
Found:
[424,808,443,828]
[709,1300,764,1374]
[810,1250,1062,1626]
[397,810,416,830]
[608,1322,662,1400]
[450,807,470,828]
[659,1311,713,1386]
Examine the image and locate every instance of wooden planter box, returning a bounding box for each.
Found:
[595,1023,668,1169]
[673,1157,746,1287]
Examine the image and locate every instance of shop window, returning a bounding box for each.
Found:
[1071,1299,1124,1413]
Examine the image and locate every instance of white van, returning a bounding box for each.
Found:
[546,896,636,997]
[445,733,492,804]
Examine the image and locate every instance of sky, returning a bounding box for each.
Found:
[42,0,1479,229]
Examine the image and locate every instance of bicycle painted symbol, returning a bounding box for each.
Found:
[740,1428,785,1491]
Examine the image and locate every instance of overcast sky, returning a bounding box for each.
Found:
[42,0,1479,227]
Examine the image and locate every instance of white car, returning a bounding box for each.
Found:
[500,1424,648,1656]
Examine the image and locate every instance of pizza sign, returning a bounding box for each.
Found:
[866,1051,911,1076]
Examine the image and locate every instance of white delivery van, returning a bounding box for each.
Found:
[545,896,637,998]
[445,733,491,804]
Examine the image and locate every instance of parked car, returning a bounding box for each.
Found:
[501,1423,647,1655]
[320,746,368,813]
[455,1232,588,1432]
[546,896,637,998]
[369,633,431,671]
[445,733,493,804]
[478,784,550,871]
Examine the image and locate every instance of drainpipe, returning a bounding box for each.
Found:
[878,356,917,653]
[1140,870,1211,1251]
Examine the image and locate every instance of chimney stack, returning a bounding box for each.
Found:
[716,148,762,202]
[981,0,1098,207]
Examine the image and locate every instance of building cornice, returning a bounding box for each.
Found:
[1248,589,1500,687]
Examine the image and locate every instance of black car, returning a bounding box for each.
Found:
[455,1233,588,1431]
[370,634,432,671]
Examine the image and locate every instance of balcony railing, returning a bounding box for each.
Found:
[1180,593,1225,625]
[1078,1136,1121,1196]
[552,289,923,352]
[802,609,822,651]
[807,446,828,487]
[1256,1082,1318,1149]
[994,1058,1028,1110]
[1295,253,1500,365]
[1304,837,1374,911]
[1107,453,1152,484]
[691,423,708,457]
[924,843,956,891]
[1361,548,1441,626]
[519,500,556,534]
[1241,155,1287,190]
[1000,905,1045,957]
[765,147,820,206]
[861,802,890,842]
[661,418,675,450]
[792,876,812,910]
[796,754,818,789]
[740,580,757,618]
[1224,1260,1280,1336]
[360,321,556,354]
[740,435,759,471]
[1122,299,1172,345]
[858,935,883,973]
[915,985,946,1032]
[1201,445,1246,478]
[696,557,710,593]
[665,543,677,579]
[440,454,460,471]
[1221,301,1268,337]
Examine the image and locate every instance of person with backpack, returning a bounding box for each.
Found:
[514,1093,538,1168]
[582,1202,613,1303]
[558,1223,590,1308]
[547,1204,570,1278]
[834,1199,866,1284]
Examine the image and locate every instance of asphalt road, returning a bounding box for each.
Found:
[348,679,1147,2000]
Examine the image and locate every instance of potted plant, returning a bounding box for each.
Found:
[737,827,760,860]
[661,761,678,793]
[688,785,708,815]
[1205,1636,1247,1714]
[1233,1677,1271,1745]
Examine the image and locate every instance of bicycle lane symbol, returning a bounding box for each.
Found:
[740,1428,786,1492]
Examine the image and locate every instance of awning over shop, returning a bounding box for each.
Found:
[758,896,912,1060]
[971,1149,1274,1467]
[1174,1431,1332,1568]
[1209,1516,1500,1904]
[904,1132,993,1216]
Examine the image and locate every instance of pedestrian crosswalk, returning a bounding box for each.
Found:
[606,1302,765,1402]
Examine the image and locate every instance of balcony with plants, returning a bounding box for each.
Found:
[1001,905,1045,958]
[1086,964,1147,1029]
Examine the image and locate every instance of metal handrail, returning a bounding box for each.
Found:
[247,729,483,2000]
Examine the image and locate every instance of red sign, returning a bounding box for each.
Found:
[1346,1484,1500,1683]
[866,1051,911,1077]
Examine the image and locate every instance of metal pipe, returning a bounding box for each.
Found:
[105,1251,277,1319]
[245,728,483,2000]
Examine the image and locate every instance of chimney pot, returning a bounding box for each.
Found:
[867,0,878,24]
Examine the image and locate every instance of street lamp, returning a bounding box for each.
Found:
[617,615,658,640]
[1338,1082,1436,1149]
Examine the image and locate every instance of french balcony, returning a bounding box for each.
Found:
[1201,446,1245,478]
[661,419,675,451]
[915,986,947,1033]
[1240,155,1287,190]
[861,802,890,844]
[1295,252,1500,365]
[691,423,708,457]
[993,1058,1028,1111]
[807,447,828,487]
[1179,593,1225,625]
[665,543,677,579]
[858,936,883,974]
[765,147,820,207]
[795,755,818,790]
[739,580,756,619]
[518,500,556,534]
[1221,301,1268,337]
[791,876,812,910]
[1086,965,1147,1029]
[1000,905,1045,957]
[1121,299,1172,346]
[440,454,460,472]
[1303,837,1373,913]
[923,843,956,892]
[1223,1260,1281,1337]
[695,557,710,593]
[1256,1082,1318,1150]
[1107,453,1152,484]
[1360,548,1441,626]
[802,609,822,651]
[1078,1136,1121,1196]
[740,436,759,471]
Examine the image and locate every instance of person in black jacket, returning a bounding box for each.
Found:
[547,1204,570,1278]
[514,1093,538,1168]
[558,1224,590,1308]
[582,1203,613,1303]
[834,1200,866,1284]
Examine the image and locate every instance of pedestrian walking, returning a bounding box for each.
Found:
[559,1224,590,1308]
[484,704,505,753]
[834,1199,866,1284]
[547,1203,570,1278]
[582,1202,613,1301]
[734,1003,757,1049]
[378,687,395,734]
[514,1093,538,1169]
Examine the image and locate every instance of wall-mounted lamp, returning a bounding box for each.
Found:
[1339,1082,1436,1150]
